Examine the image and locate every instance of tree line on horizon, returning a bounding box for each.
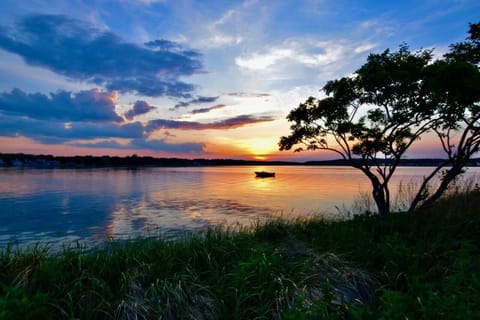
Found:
[2,152,479,169]
[0,153,297,168]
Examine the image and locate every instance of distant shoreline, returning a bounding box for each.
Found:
[1,152,479,169]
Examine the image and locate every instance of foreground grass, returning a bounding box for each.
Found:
[1,191,480,319]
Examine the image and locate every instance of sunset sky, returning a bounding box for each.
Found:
[0,0,479,161]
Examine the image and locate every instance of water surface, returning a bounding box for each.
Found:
[1,165,478,248]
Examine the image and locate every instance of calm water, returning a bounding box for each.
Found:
[1,165,479,249]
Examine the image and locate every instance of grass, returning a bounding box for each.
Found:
[1,189,480,319]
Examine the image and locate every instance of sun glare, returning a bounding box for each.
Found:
[243,138,278,160]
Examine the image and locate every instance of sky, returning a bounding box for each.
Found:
[0,0,479,161]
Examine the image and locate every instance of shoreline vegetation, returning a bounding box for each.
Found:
[1,152,479,169]
[1,189,479,319]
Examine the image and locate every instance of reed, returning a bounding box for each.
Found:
[1,190,479,319]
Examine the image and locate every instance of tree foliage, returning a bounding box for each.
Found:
[409,22,480,211]
[279,22,480,215]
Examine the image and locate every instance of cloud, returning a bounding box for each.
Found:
[191,104,226,114]
[131,0,167,5]
[0,114,144,143]
[147,114,275,131]
[0,88,121,122]
[228,92,271,98]
[72,138,205,153]
[353,43,378,54]
[209,34,244,47]
[0,14,203,97]
[173,101,190,109]
[196,0,262,48]
[205,10,244,48]
[0,106,206,153]
[235,39,378,71]
[236,48,294,70]
[104,78,195,98]
[124,100,156,120]
[172,96,219,109]
[145,39,200,58]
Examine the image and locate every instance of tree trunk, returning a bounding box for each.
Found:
[417,164,464,210]
[408,161,447,212]
[372,181,390,215]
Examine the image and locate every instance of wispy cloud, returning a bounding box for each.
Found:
[0,14,203,97]
[147,114,275,131]
[172,96,219,109]
[236,48,294,70]
[131,0,167,5]
[353,43,378,54]
[228,92,270,98]
[204,9,244,48]
[190,104,226,114]
[235,39,378,71]
[196,0,261,48]
[0,88,121,122]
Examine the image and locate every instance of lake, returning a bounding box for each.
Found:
[1,165,479,249]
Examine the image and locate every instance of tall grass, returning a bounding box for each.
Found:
[1,189,479,319]
[343,175,480,214]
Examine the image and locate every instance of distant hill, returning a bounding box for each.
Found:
[0,153,478,169]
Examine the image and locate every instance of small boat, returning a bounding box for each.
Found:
[255,171,275,178]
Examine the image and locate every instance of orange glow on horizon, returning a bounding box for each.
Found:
[238,137,278,160]
[0,131,450,162]
[0,136,178,158]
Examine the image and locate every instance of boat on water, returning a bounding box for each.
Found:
[255,171,275,178]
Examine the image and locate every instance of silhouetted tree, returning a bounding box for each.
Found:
[279,22,480,215]
[409,22,480,211]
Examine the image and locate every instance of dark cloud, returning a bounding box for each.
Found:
[72,138,205,154]
[0,111,206,153]
[0,114,144,143]
[173,96,219,109]
[146,114,275,131]
[0,14,203,97]
[191,104,226,114]
[105,78,195,98]
[0,88,121,122]
[173,101,190,109]
[228,92,271,98]
[124,100,155,120]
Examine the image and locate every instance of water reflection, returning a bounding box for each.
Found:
[1,166,479,249]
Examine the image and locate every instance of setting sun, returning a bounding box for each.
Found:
[242,138,278,160]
